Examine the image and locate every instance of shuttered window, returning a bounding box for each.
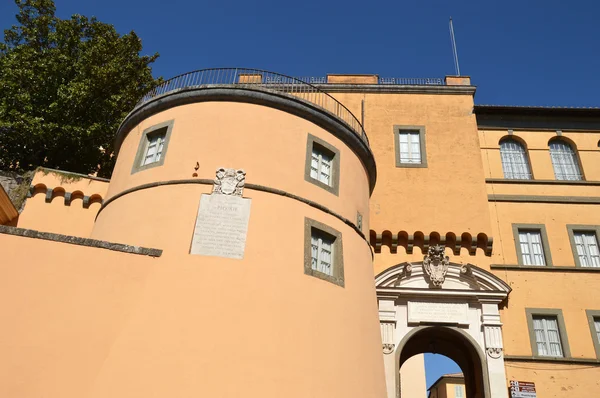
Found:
[142,133,166,166]
[310,147,333,186]
[532,316,564,357]
[549,141,582,181]
[398,131,422,164]
[573,231,600,267]
[519,230,547,266]
[311,230,334,277]
[500,139,532,179]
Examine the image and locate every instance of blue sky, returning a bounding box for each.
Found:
[0,0,594,389]
[2,0,600,107]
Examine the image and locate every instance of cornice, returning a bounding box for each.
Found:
[488,194,600,204]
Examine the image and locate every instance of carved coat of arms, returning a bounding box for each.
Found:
[423,245,450,287]
[213,168,246,197]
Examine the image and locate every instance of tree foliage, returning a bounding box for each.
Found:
[0,0,161,177]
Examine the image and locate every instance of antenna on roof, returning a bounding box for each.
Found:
[449,17,461,76]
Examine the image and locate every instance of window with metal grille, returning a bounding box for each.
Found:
[311,229,334,277]
[142,132,166,166]
[500,139,532,179]
[518,230,547,266]
[398,131,422,164]
[573,231,600,267]
[549,140,582,180]
[310,145,333,186]
[532,316,564,357]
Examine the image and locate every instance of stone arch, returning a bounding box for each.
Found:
[395,326,490,398]
[376,251,510,398]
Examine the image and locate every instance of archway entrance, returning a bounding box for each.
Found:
[399,327,488,398]
[376,247,511,398]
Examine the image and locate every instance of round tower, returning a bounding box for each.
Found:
[90,69,384,398]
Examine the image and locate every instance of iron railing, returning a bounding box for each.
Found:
[378,77,444,85]
[137,68,368,145]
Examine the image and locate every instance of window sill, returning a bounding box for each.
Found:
[395,162,427,168]
[491,264,600,272]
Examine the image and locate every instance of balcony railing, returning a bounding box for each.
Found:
[378,77,444,85]
[137,68,368,145]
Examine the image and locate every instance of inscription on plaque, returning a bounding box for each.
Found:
[190,194,251,259]
[407,301,469,325]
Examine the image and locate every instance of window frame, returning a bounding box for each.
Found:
[585,310,600,359]
[499,137,533,180]
[304,217,344,287]
[394,125,427,168]
[567,225,600,268]
[525,308,571,358]
[131,120,175,174]
[548,138,584,181]
[304,134,340,196]
[512,224,553,267]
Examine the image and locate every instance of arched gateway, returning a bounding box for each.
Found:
[376,246,511,398]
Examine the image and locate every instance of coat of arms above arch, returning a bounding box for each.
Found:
[375,245,511,295]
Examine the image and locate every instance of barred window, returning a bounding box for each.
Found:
[532,316,564,357]
[549,140,582,181]
[500,139,531,179]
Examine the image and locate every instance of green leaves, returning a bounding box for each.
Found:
[0,0,160,177]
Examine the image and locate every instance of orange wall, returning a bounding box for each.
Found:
[0,96,386,398]
[17,170,108,237]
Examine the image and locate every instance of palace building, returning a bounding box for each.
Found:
[1,69,599,398]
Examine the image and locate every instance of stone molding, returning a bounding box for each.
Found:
[96,178,370,254]
[0,225,162,257]
[376,261,511,300]
[488,194,600,204]
[491,264,600,272]
[486,178,600,186]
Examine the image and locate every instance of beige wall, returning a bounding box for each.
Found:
[400,354,427,398]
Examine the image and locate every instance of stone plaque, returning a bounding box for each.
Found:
[190,194,251,259]
[407,301,469,325]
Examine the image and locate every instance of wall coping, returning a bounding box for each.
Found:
[0,225,162,257]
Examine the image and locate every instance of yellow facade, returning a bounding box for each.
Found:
[0,70,599,397]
